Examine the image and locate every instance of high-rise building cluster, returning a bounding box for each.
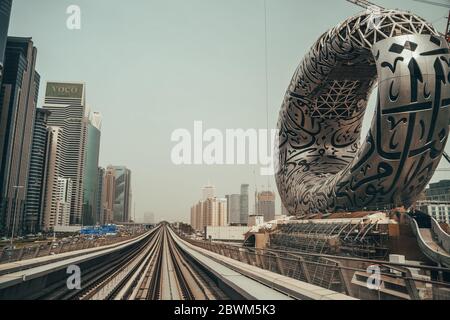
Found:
[190,184,228,231]
[190,183,251,231]
[0,2,132,237]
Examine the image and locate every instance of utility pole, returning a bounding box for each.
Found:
[10,185,25,248]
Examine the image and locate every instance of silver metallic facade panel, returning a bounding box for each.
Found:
[276,10,450,215]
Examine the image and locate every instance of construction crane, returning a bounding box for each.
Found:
[345,0,384,10]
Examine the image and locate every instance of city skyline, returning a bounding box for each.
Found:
[0,1,137,235]
[6,0,449,223]
[0,0,449,305]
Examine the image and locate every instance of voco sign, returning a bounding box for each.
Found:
[46,82,83,99]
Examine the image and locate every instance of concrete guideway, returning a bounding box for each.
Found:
[169,229,357,300]
[0,229,157,298]
[0,225,356,300]
[419,229,450,259]
[408,213,450,268]
[0,231,153,277]
[170,230,294,300]
[0,225,241,300]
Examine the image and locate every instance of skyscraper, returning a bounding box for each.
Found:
[226,194,241,225]
[102,167,116,224]
[54,177,72,228]
[190,201,203,231]
[202,184,216,200]
[24,108,51,233]
[205,198,227,227]
[42,127,67,231]
[0,37,40,236]
[257,191,275,222]
[43,82,88,225]
[217,198,227,227]
[82,111,101,226]
[204,198,226,228]
[240,184,249,224]
[96,167,105,225]
[0,0,12,84]
[110,166,131,223]
[191,197,227,231]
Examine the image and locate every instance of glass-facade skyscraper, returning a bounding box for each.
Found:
[96,167,105,225]
[240,184,249,224]
[43,82,88,225]
[82,112,101,226]
[0,0,12,84]
[24,108,51,233]
[226,194,241,225]
[110,166,131,223]
[0,37,40,236]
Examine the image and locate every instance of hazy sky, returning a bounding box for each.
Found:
[8,0,449,223]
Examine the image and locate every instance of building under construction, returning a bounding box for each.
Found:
[269,212,391,259]
[238,209,450,299]
[246,209,449,264]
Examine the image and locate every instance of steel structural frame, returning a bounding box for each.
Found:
[186,237,450,299]
[276,9,450,214]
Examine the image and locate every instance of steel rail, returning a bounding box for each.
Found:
[82,226,164,300]
[38,226,162,300]
[116,227,164,300]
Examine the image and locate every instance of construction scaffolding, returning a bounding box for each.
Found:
[184,237,450,300]
[269,219,389,259]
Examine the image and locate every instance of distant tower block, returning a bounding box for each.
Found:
[202,184,216,201]
[240,184,249,224]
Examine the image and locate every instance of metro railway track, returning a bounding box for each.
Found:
[35,228,160,300]
[38,224,228,300]
[120,225,227,300]
[0,223,356,300]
